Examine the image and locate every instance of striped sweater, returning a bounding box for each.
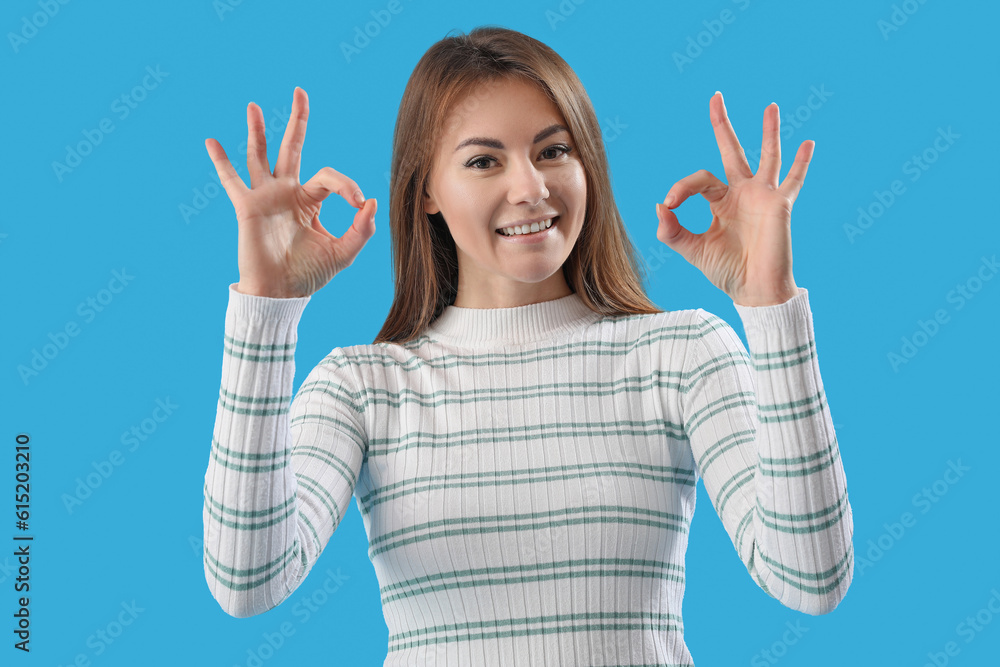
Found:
[203,283,853,666]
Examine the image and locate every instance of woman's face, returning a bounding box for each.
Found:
[423,77,587,308]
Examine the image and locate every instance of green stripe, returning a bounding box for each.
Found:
[749,341,817,371]
[205,543,299,591]
[224,333,295,351]
[203,540,298,578]
[296,473,343,526]
[387,610,684,651]
[324,313,810,389]
[686,391,756,436]
[219,394,290,417]
[755,487,849,523]
[381,558,685,605]
[203,494,296,530]
[760,446,840,478]
[365,420,684,456]
[223,341,295,363]
[759,436,836,465]
[294,445,359,488]
[756,494,849,535]
[730,489,850,551]
[684,351,753,394]
[294,379,364,410]
[754,544,854,595]
[204,484,296,519]
[759,391,829,424]
[715,466,754,518]
[752,353,815,372]
[734,506,755,554]
[289,413,366,446]
[211,437,290,461]
[756,540,854,582]
[359,462,695,509]
[220,386,291,405]
[360,376,687,410]
[758,389,825,414]
[299,511,320,551]
[211,446,287,473]
[370,507,689,558]
[696,429,755,478]
[748,341,815,361]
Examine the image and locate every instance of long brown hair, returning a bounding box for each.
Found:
[372,26,662,345]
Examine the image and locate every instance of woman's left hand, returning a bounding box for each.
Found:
[655,92,814,307]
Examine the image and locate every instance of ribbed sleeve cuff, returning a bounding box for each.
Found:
[732,287,812,340]
[226,282,311,327]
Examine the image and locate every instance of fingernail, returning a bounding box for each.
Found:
[354,190,365,204]
[664,195,674,207]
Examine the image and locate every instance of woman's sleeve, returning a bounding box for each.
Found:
[681,287,853,615]
[202,284,369,618]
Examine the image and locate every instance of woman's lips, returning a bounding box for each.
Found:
[495,216,559,238]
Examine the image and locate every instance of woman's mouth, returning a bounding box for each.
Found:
[496,216,559,237]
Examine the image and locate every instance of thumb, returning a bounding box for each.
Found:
[655,203,699,264]
[336,197,377,264]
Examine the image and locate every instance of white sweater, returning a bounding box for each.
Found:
[203,283,853,666]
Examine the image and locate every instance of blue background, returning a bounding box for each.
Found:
[3,0,998,665]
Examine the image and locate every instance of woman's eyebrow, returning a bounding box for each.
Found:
[453,123,569,152]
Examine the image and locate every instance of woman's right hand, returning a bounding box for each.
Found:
[205,87,377,298]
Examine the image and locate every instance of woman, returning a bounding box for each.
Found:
[202,26,853,666]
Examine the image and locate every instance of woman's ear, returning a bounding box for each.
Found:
[423,184,440,215]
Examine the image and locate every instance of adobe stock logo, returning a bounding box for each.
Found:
[545,0,586,31]
[17,268,135,385]
[887,255,997,372]
[844,126,959,244]
[921,588,1000,667]
[750,621,809,666]
[7,0,72,54]
[61,397,179,514]
[856,459,969,576]
[51,66,169,183]
[877,0,931,40]
[339,0,409,63]
[671,0,753,74]
[54,600,144,666]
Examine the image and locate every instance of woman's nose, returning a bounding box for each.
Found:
[506,158,550,206]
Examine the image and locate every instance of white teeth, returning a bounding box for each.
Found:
[501,218,553,236]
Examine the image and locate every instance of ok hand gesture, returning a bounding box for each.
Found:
[655,92,814,307]
[205,87,378,299]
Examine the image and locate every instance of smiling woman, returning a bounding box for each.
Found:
[421,78,587,309]
[377,28,662,337]
[202,25,853,667]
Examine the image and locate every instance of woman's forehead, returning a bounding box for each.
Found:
[441,80,567,143]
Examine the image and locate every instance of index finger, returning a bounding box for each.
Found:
[274,87,308,181]
[710,92,753,183]
[205,137,248,199]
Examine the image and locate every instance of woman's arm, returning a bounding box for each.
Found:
[202,284,368,617]
[682,287,853,615]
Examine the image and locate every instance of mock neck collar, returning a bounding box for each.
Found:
[425,291,602,346]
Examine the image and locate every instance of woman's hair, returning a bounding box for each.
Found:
[372,25,663,345]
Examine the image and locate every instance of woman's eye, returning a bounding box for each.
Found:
[468,157,494,170]
[465,145,571,170]
[541,144,572,159]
